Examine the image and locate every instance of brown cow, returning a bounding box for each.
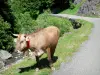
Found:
[14,26,60,70]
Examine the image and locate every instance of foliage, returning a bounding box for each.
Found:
[69,1,75,9]
[9,0,54,19]
[0,16,14,51]
[13,13,72,35]
[69,19,82,29]
[0,0,15,33]
[14,12,38,34]
[36,14,72,36]
[8,0,54,33]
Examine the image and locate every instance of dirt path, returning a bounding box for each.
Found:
[52,14,100,75]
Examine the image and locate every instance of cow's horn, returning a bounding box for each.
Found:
[13,34,18,37]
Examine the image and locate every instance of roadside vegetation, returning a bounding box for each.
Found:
[36,14,72,36]
[0,19,93,75]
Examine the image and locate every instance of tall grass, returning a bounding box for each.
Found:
[36,14,72,36]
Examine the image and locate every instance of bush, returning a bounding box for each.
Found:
[0,16,14,52]
[36,14,72,36]
[70,3,75,9]
[69,0,75,9]
[9,0,54,19]
[69,19,82,29]
[14,12,38,34]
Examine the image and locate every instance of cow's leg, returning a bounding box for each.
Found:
[47,48,54,70]
[35,56,40,71]
[51,46,56,60]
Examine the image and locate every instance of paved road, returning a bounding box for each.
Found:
[52,14,100,75]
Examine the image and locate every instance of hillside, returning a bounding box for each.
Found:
[77,0,100,16]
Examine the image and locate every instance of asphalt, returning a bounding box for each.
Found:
[52,14,100,75]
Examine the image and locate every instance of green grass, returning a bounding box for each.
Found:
[60,0,86,15]
[36,14,72,36]
[0,20,93,75]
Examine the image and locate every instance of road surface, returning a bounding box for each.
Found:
[52,14,100,75]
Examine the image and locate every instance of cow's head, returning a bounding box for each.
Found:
[14,34,29,53]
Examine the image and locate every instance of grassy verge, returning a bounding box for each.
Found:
[60,0,86,15]
[0,20,93,75]
[36,14,72,36]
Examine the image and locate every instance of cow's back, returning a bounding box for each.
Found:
[29,26,60,50]
[44,26,60,46]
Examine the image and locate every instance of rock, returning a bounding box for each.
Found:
[5,52,23,66]
[69,19,82,29]
[0,57,4,70]
[0,50,12,60]
[77,0,100,16]
[74,0,82,4]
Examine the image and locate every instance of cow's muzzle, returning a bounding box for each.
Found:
[14,49,23,54]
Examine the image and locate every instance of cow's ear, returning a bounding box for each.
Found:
[24,35,26,38]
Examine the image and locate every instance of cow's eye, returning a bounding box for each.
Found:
[20,41,24,44]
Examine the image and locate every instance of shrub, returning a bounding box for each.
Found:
[0,16,14,51]
[36,14,72,36]
[69,19,82,29]
[14,12,38,34]
[9,0,54,19]
[69,0,76,9]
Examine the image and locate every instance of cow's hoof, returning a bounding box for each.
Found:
[35,68,39,72]
[51,67,55,71]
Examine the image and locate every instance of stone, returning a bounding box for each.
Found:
[0,57,4,70]
[4,51,23,66]
[77,0,100,16]
[0,50,12,60]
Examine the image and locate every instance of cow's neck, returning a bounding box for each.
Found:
[26,39,30,48]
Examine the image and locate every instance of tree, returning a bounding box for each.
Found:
[0,16,14,52]
[8,0,54,33]
[14,12,38,33]
[0,0,14,52]
[0,0,15,33]
[9,0,54,19]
